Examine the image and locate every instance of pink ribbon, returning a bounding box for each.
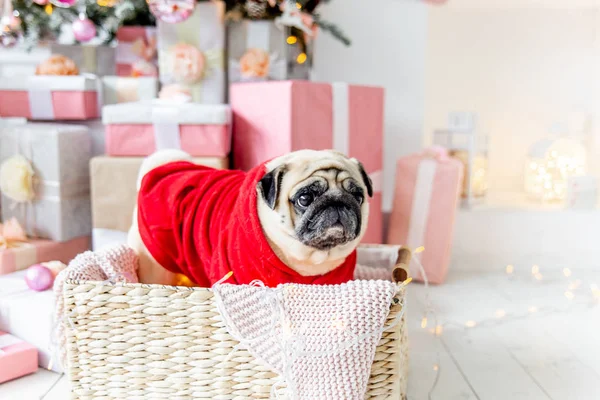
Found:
[422,145,450,162]
[0,218,27,250]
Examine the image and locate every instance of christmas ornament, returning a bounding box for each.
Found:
[50,0,78,7]
[24,264,55,291]
[0,0,22,48]
[245,0,269,19]
[41,260,68,278]
[148,0,195,24]
[72,13,96,42]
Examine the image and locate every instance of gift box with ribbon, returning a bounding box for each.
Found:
[90,156,229,250]
[230,80,384,243]
[0,271,61,372]
[0,123,93,242]
[0,75,100,120]
[116,26,158,77]
[387,147,464,284]
[50,44,116,77]
[0,218,90,275]
[0,331,38,383]
[102,76,159,105]
[102,101,231,157]
[157,2,225,104]
[228,20,311,83]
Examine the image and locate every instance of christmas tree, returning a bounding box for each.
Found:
[8,0,349,49]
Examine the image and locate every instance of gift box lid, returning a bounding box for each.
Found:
[102,101,231,125]
[0,75,99,91]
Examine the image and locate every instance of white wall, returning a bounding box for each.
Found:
[424,5,600,193]
[313,0,428,211]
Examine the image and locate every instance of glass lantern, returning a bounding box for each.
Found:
[433,112,489,206]
[524,136,586,202]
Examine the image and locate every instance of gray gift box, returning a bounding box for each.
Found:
[0,123,92,242]
[50,44,116,77]
[227,20,311,84]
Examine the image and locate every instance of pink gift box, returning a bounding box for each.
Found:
[387,150,464,284]
[0,236,91,276]
[230,81,384,243]
[116,26,157,77]
[0,332,38,383]
[0,76,99,120]
[103,102,231,157]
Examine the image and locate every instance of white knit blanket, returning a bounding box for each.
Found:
[212,280,398,399]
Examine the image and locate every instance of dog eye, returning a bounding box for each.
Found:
[296,194,313,208]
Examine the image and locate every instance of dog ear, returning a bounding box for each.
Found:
[258,166,286,209]
[352,159,373,198]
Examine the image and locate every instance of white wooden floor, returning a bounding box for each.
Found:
[1,267,598,400]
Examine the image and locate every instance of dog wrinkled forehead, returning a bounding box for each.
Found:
[265,149,360,177]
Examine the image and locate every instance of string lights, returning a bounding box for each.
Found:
[416,260,598,398]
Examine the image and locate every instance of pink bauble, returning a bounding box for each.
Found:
[25,264,55,292]
[148,0,195,23]
[72,16,97,42]
[50,0,78,7]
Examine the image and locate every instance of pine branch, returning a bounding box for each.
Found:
[313,14,351,46]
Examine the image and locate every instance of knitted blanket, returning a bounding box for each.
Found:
[55,245,401,399]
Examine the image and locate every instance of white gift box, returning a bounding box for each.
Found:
[102,76,158,105]
[157,2,225,103]
[0,270,61,372]
[0,123,92,241]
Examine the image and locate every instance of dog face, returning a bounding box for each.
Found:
[257,150,373,276]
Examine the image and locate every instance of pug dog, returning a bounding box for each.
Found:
[256,150,373,277]
[128,149,373,286]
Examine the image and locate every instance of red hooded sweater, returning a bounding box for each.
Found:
[137,161,357,287]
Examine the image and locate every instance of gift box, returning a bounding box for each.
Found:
[91,156,228,249]
[0,331,38,383]
[157,2,225,103]
[62,119,105,157]
[102,76,158,105]
[0,75,99,120]
[116,26,158,77]
[0,236,90,276]
[0,271,61,372]
[103,101,231,157]
[387,148,464,284]
[228,20,310,83]
[231,81,384,243]
[50,44,116,76]
[0,124,92,241]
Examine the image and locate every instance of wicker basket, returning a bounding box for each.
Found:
[61,245,409,399]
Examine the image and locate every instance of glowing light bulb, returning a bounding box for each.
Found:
[296,53,307,64]
[531,265,540,275]
[415,246,425,254]
[495,309,506,318]
[506,265,514,274]
[465,320,477,328]
[435,325,443,336]
[528,306,538,313]
[433,364,439,371]
[286,35,297,45]
[421,317,428,329]
[564,291,575,300]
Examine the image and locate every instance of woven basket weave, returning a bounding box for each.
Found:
[62,245,409,399]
